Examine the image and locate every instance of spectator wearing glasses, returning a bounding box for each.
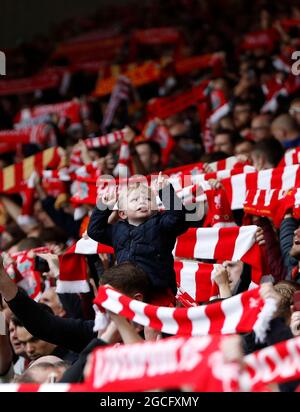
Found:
[250,114,272,141]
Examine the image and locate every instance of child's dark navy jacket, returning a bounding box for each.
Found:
[87,184,188,293]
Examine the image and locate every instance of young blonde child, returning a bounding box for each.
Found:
[87,173,188,306]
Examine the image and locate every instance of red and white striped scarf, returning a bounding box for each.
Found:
[68,156,251,206]
[0,147,62,194]
[57,236,114,294]
[244,188,300,227]
[30,100,81,124]
[279,147,300,167]
[85,333,300,392]
[168,165,255,194]
[86,334,241,392]
[163,155,250,177]
[2,334,300,392]
[242,334,300,391]
[221,165,300,210]
[174,225,264,284]
[261,74,300,114]
[93,285,277,342]
[6,247,51,300]
[175,260,221,303]
[0,124,55,149]
[85,129,126,149]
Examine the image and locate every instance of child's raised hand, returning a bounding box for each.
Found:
[153,172,169,192]
[101,187,118,207]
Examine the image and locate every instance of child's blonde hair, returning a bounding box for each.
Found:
[118,181,154,211]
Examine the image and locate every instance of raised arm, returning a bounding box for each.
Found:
[87,188,117,244]
[157,179,188,235]
[0,262,95,353]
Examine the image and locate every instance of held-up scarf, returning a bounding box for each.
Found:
[67,154,251,206]
[279,147,300,167]
[0,124,56,148]
[239,28,279,52]
[261,74,300,114]
[86,335,241,392]
[1,334,300,392]
[175,260,221,303]
[244,188,300,228]
[0,69,61,96]
[5,247,52,301]
[57,236,114,294]
[94,61,161,97]
[28,100,81,124]
[93,285,277,343]
[242,334,300,391]
[221,164,300,210]
[83,333,300,392]
[175,53,225,76]
[147,82,208,120]
[174,225,264,285]
[70,129,126,170]
[129,27,183,61]
[85,129,126,149]
[0,147,62,193]
[201,86,231,154]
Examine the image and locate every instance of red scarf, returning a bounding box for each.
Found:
[93,285,277,342]
[2,334,300,392]
[244,188,300,228]
[175,260,220,303]
[0,147,62,194]
[6,247,51,300]
[174,225,264,285]
[222,164,300,210]
[85,129,126,149]
[279,147,300,167]
[86,335,241,392]
[57,237,114,294]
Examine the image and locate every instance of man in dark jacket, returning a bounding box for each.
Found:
[87,175,189,303]
[0,262,152,355]
[279,213,300,282]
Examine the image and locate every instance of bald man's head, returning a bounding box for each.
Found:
[271,114,299,143]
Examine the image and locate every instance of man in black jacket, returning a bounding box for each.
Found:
[0,261,152,355]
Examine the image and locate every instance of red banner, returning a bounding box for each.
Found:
[52,30,125,64]
[175,53,224,76]
[94,62,161,97]
[86,335,240,392]
[240,29,279,52]
[0,69,61,96]
[147,83,208,119]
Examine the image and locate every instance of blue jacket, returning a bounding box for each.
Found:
[87,184,188,293]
